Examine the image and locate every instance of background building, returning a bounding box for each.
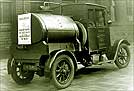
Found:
[0,0,14,56]
[0,0,133,58]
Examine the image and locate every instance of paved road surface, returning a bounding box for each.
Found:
[0,47,133,91]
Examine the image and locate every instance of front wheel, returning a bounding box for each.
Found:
[51,54,74,89]
[11,60,34,85]
[115,44,130,69]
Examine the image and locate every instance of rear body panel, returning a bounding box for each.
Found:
[11,42,49,62]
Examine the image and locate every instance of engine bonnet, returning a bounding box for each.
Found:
[18,13,79,45]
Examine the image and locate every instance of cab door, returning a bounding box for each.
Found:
[95,9,111,50]
[87,9,98,51]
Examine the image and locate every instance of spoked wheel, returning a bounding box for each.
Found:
[11,60,34,85]
[51,55,74,89]
[115,44,130,69]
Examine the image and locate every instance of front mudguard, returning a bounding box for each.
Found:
[44,50,78,77]
[107,39,130,61]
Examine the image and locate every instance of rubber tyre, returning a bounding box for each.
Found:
[51,54,74,89]
[7,56,14,74]
[115,44,130,69]
[11,60,34,85]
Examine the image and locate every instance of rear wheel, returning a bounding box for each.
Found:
[7,56,14,74]
[51,54,74,89]
[115,44,130,69]
[11,60,34,85]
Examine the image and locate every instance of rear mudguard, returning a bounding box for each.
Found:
[110,39,130,61]
[44,50,78,76]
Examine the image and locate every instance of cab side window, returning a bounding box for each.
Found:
[96,10,105,27]
[88,9,95,27]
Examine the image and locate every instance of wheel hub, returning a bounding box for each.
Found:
[56,61,71,84]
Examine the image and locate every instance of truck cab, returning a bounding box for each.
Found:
[52,3,111,52]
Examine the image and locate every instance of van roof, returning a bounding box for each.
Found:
[61,3,106,9]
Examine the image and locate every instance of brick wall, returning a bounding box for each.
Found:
[0,0,14,58]
[15,0,44,14]
[0,24,12,58]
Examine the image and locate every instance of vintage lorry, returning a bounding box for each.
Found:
[8,2,130,89]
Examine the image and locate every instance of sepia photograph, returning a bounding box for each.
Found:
[0,0,133,91]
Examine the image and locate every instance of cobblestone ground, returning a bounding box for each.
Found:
[0,46,133,91]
